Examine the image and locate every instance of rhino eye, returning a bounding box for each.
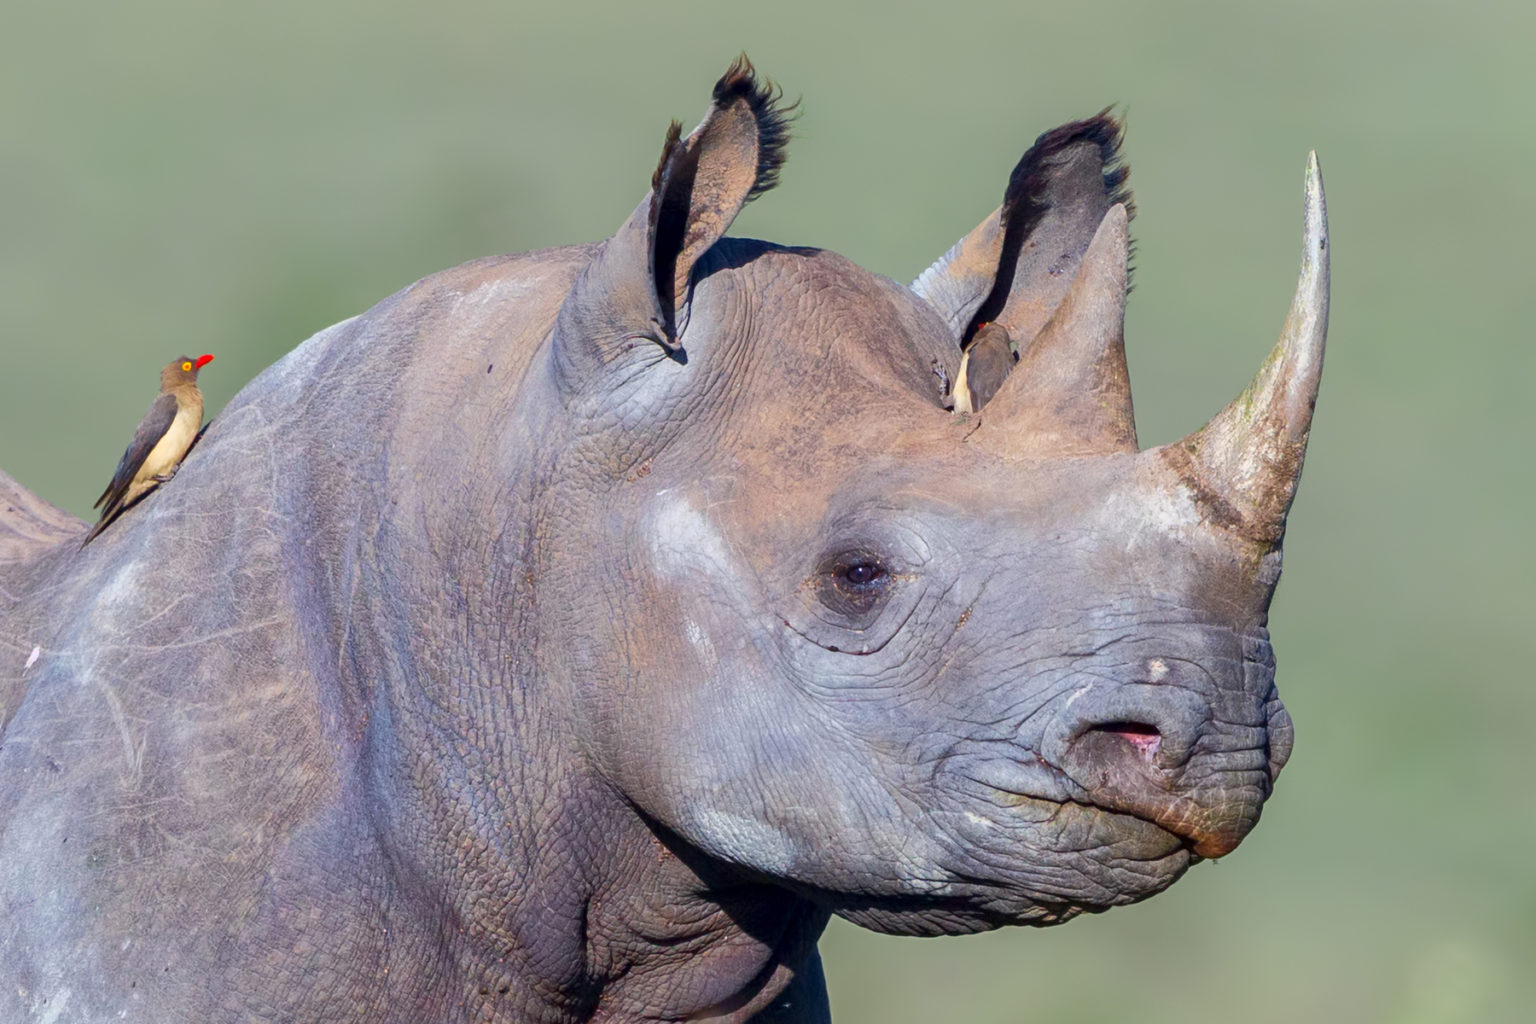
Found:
[785,545,919,655]
[841,562,883,587]
[817,554,892,617]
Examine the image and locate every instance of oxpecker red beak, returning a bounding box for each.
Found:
[195,354,215,369]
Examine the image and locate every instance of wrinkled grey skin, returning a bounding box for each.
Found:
[0,65,1325,1023]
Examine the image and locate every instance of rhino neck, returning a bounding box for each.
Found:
[352,557,828,1020]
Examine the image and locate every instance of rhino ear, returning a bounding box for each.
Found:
[912,112,1132,356]
[555,56,790,384]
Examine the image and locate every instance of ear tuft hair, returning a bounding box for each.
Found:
[1000,109,1134,231]
[712,53,797,201]
[961,108,1134,344]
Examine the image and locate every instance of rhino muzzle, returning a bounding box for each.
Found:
[1050,689,1292,859]
[959,680,1290,862]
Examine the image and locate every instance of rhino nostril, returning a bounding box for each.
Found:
[1088,721,1163,760]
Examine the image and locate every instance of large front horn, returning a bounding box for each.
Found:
[1166,153,1330,544]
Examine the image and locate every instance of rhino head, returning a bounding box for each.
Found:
[536,60,1326,936]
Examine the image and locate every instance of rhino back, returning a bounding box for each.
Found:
[0,244,590,1020]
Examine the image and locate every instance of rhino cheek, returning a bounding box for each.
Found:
[616,493,945,886]
[620,489,804,867]
[655,667,950,891]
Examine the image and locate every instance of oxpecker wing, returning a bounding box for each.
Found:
[93,392,178,511]
[83,353,214,546]
[952,322,1016,414]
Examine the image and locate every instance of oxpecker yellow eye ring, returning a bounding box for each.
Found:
[181,361,193,371]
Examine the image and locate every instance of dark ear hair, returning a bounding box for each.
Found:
[912,111,1132,352]
[649,57,791,345]
[555,56,792,387]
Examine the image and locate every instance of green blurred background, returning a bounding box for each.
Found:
[2,1,1530,1021]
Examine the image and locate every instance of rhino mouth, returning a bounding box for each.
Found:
[913,790,1197,932]
[802,762,1206,937]
[958,749,1238,860]
[975,780,1206,861]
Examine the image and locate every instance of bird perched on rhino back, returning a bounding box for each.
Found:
[82,353,214,546]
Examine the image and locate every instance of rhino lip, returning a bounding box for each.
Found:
[962,752,1231,859]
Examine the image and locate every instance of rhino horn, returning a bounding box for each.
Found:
[973,203,1136,455]
[1163,153,1330,544]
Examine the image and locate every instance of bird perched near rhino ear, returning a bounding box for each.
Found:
[82,354,213,546]
[952,322,1016,414]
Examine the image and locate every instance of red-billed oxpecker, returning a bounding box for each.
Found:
[82,353,214,546]
[952,321,1016,413]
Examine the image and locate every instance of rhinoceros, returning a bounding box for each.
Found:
[0,58,1327,1022]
